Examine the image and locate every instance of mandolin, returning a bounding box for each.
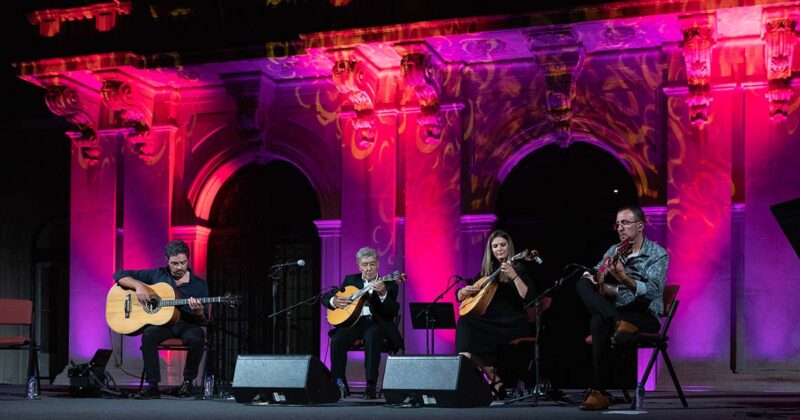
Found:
[595,237,633,299]
[458,249,538,317]
[105,283,240,335]
[326,271,406,328]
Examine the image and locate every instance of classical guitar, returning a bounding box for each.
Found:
[459,249,538,317]
[105,283,240,335]
[595,237,633,300]
[326,271,407,328]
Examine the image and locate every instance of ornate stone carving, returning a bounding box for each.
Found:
[680,16,716,127]
[44,85,99,165]
[222,76,263,146]
[536,52,584,145]
[101,79,155,158]
[27,1,132,37]
[526,27,583,145]
[332,59,375,148]
[461,38,507,57]
[401,52,442,144]
[602,25,637,46]
[762,10,798,119]
[525,28,578,49]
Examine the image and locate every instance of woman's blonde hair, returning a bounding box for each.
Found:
[481,230,515,282]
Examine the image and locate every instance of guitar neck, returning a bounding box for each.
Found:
[159,296,226,307]
[349,275,400,300]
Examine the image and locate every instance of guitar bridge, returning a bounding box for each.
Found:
[124,295,131,319]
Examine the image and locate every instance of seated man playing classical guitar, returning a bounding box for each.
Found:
[113,240,208,399]
[576,205,668,410]
[323,247,404,399]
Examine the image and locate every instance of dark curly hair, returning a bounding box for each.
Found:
[164,240,190,259]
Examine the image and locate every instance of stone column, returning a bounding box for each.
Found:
[313,219,342,365]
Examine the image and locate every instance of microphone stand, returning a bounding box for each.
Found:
[268,285,338,354]
[414,275,462,355]
[504,264,583,406]
[269,267,282,354]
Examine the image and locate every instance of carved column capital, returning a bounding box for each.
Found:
[44,84,99,166]
[679,14,716,127]
[332,59,376,148]
[401,52,443,144]
[762,8,799,120]
[100,78,155,160]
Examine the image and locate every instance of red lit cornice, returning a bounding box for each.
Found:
[27,1,133,37]
[14,52,145,80]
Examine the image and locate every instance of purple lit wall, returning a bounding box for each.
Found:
[744,89,800,365]
[17,0,800,388]
[69,132,118,361]
[666,92,733,361]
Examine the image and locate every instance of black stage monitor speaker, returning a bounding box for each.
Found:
[232,355,339,404]
[383,355,492,408]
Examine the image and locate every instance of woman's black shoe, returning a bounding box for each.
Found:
[489,381,506,401]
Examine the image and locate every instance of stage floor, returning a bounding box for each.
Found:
[1,385,799,419]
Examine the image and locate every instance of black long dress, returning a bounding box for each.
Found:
[455,263,535,365]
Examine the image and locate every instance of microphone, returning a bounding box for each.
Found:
[453,275,469,283]
[566,263,596,275]
[270,259,306,269]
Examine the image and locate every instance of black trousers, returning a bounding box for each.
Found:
[141,321,205,384]
[576,278,660,391]
[329,317,386,384]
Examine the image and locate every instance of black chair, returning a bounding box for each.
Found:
[625,284,688,408]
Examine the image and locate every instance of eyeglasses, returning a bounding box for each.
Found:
[613,219,641,229]
[359,261,378,269]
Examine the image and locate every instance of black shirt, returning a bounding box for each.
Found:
[113,267,209,324]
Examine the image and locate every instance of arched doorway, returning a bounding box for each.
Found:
[207,160,321,383]
[496,141,637,389]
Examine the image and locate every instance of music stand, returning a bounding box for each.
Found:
[410,302,456,354]
[772,197,800,259]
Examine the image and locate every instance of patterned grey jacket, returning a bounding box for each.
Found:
[594,238,669,318]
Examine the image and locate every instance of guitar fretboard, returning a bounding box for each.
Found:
[349,272,401,300]
[159,296,228,307]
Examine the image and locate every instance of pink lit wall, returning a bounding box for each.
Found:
[18,0,800,388]
[666,92,733,362]
[402,111,463,354]
[69,133,119,361]
[743,89,800,365]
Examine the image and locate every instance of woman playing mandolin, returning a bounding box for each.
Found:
[455,230,535,400]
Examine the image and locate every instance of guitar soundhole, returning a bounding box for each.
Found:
[142,295,161,314]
